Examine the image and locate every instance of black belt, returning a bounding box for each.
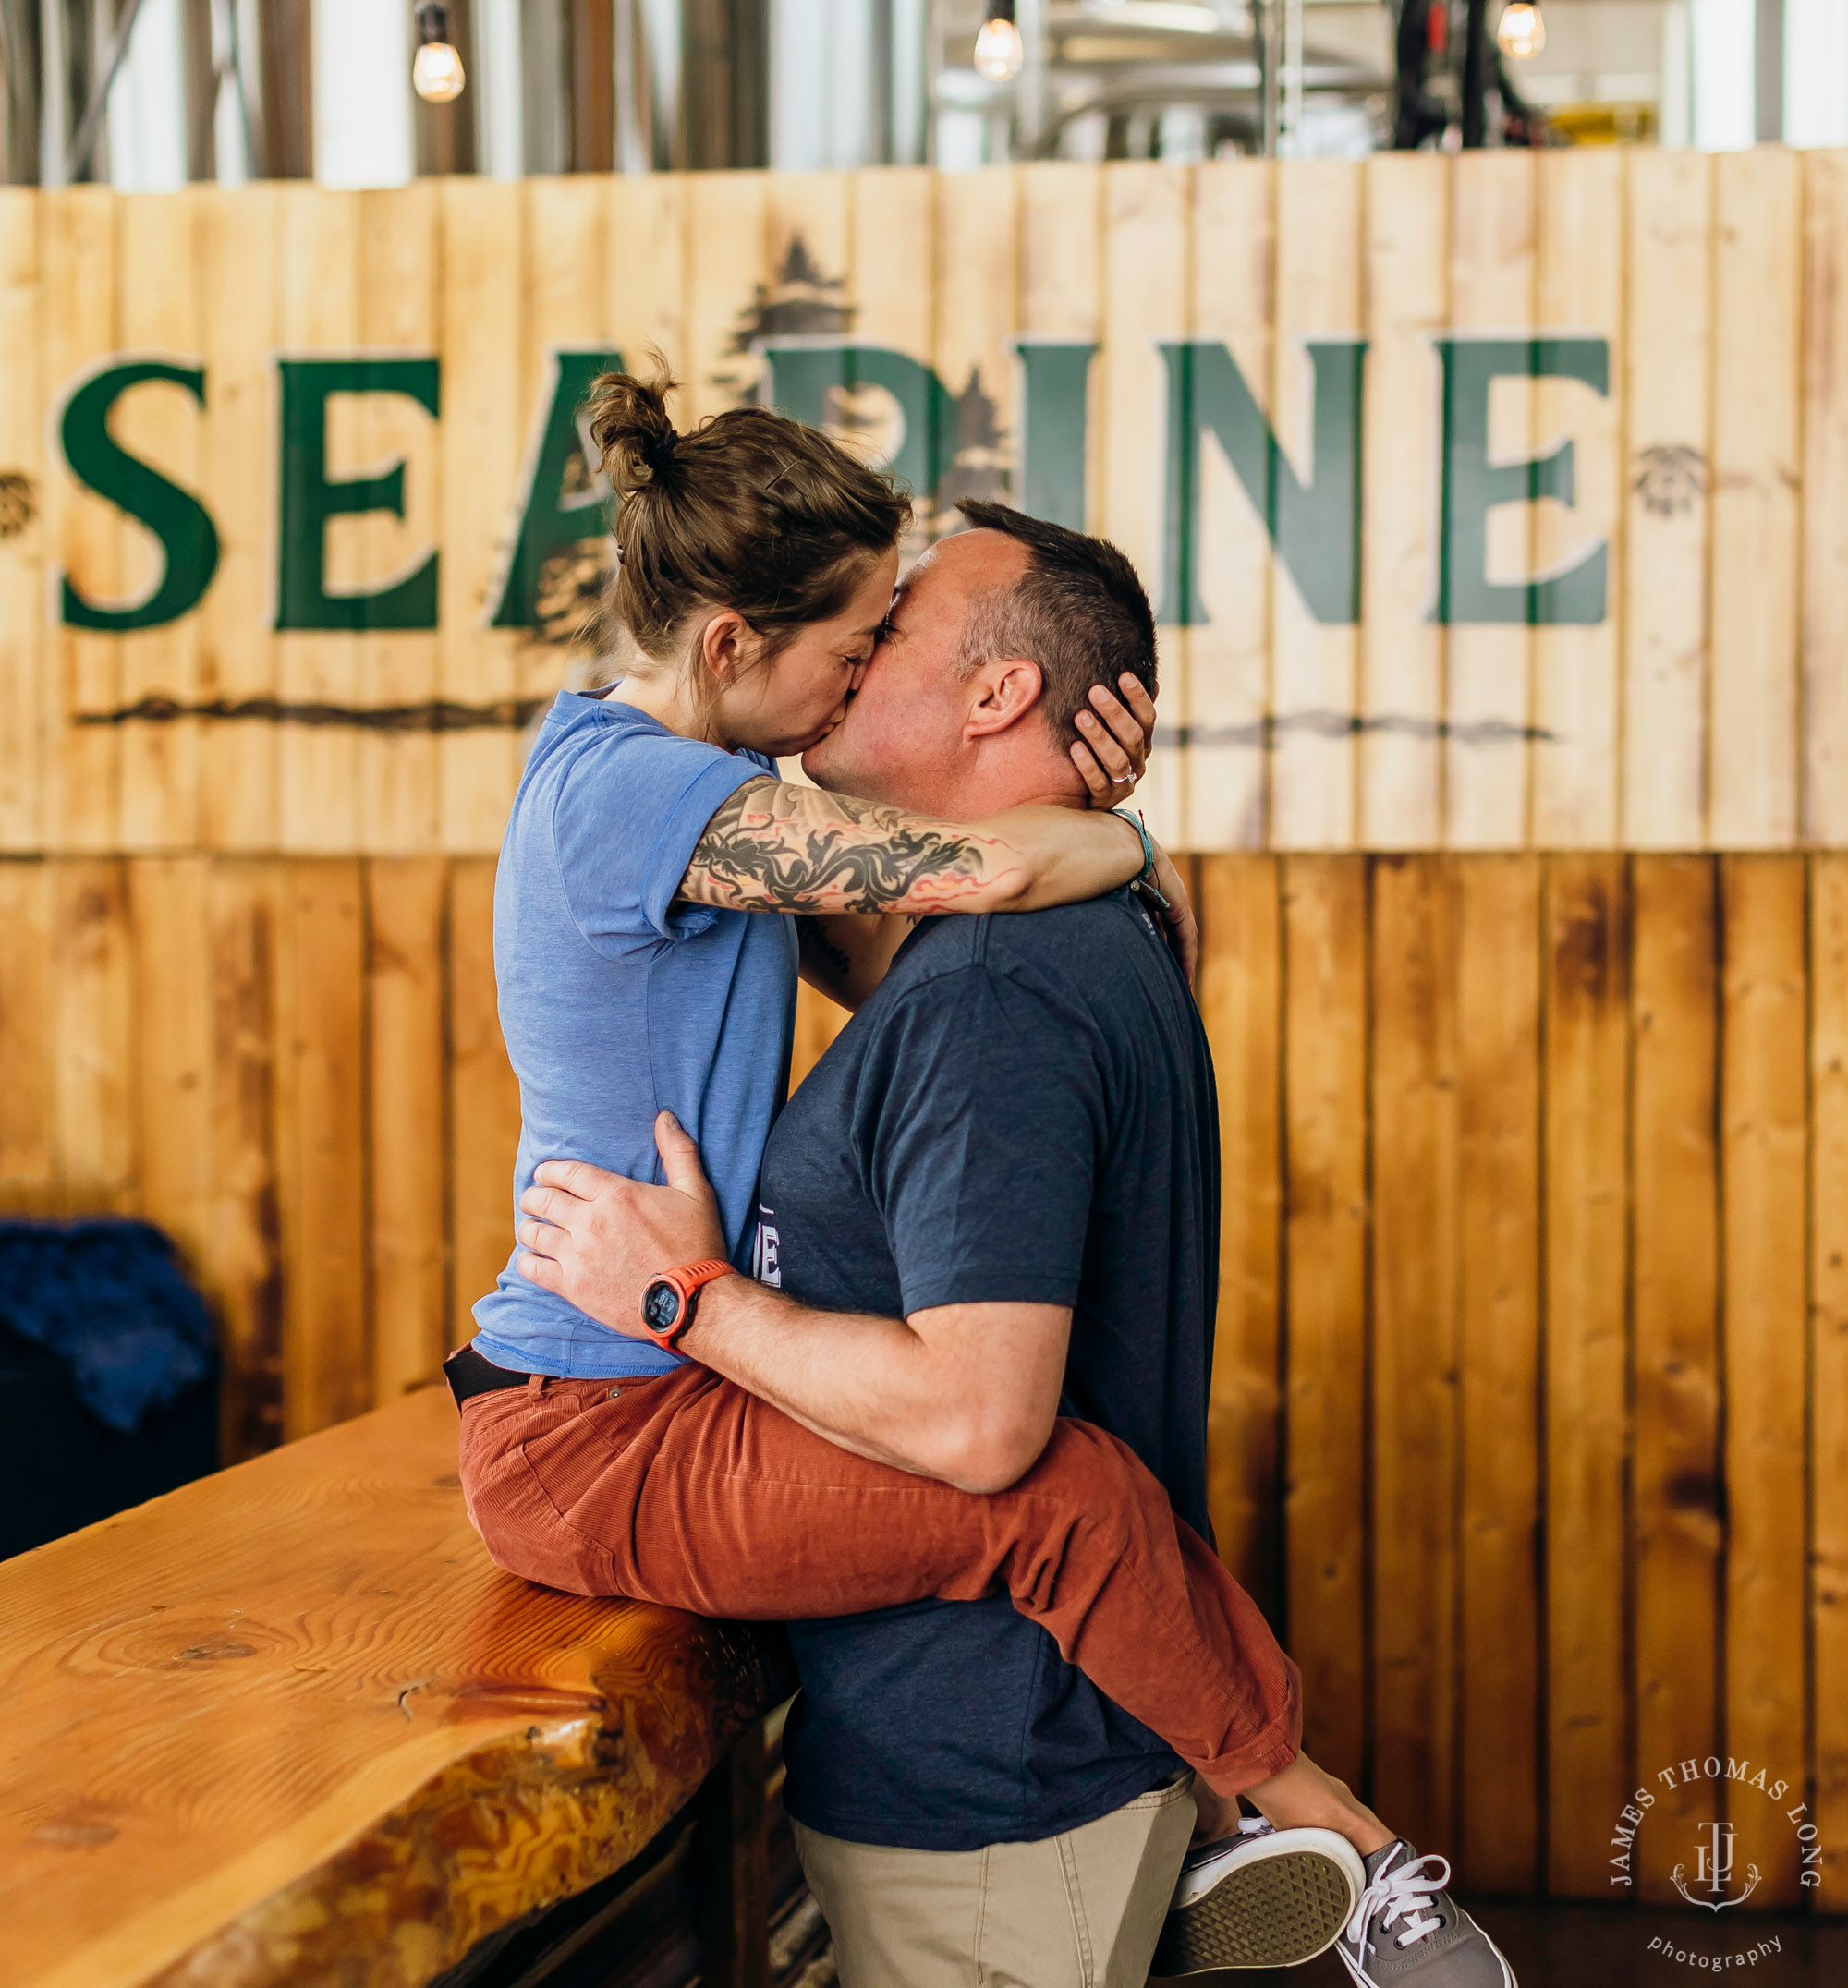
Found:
[444,1342,533,1408]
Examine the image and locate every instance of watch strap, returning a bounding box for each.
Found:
[673,1258,736,1292]
[640,1258,737,1348]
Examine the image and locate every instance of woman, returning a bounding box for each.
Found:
[453,366,1479,1982]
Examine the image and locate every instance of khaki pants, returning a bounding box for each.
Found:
[792,1774,1197,1988]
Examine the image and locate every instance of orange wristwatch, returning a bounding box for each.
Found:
[638,1259,736,1348]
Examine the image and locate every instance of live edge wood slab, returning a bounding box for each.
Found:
[0,1384,790,1988]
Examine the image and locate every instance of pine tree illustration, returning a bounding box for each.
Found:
[930,365,1012,529]
[712,233,856,403]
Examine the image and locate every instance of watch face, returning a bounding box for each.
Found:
[643,1281,683,1335]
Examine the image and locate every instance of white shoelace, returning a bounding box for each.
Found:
[1345,1847,1452,1963]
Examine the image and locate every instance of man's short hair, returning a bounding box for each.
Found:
[953,501,1158,745]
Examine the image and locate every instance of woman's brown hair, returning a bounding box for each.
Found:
[583,357,909,672]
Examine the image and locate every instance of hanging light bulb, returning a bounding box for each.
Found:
[974,0,1025,83]
[1496,1,1545,59]
[412,2,467,103]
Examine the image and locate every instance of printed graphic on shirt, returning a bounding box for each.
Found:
[751,1205,782,1287]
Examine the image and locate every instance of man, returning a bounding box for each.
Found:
[517,503,1515,1988]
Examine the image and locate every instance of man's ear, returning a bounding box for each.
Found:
[697,610,756,685]
[962,657,1044,740]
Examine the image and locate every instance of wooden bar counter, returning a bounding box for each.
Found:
[0,1385,787,1988]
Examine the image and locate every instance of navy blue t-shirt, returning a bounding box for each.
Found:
[755,888,1221,1851]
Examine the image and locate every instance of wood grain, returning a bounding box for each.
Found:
[115,191,201,854]
[368,857,449,1401]
[1810,852,1848,1894]
[1453,855,1540,1893]
[1196,854,1283,1614]
[1708,150,1802,849]
[1720,854,1808,1901]
[0,858,55,1211]
[0,163,1841,862]
[1629,855,1720,1897]
[53,857,137,1214]
[1622,150,1710,849]
[1185,159,1273,854]
[196,184,280,853]
[685,173,766,431]
[43,188,120,853]
[275,186,362,855]
[1016,160,1101,526]
[1444,152,1536,852]
[1280,854,1368,1784]
[130,855,213,1294]
[1268,161,1361,853]
[1359,152,1446,851]
[517,173,606,735]
[359,182,441,855]
[1804,152,1848,843]
[275,856,368,1436]
[1099,162,1188,849]
[438,176,524,855]
[1531,149,1623,848]
[0,1386,786,1988]
[1368,854,1458,1856]
[4,842,1848,1913]
[0,191,44,852]
[207,859,286,1461]
[1542,852,1631,1891]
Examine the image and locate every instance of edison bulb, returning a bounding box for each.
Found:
[1496,1,1544,58]
[974,17,1025,82]
[413,39,467,103]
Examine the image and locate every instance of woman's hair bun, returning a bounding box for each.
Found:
[578,349,910,677]
[584,356,680,492]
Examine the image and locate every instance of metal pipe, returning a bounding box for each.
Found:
[1258,0,1281,154]
[1461,0,1488,147]
[65,0,150,183]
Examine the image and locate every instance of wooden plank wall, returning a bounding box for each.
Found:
[0,151,1842,857]
[1167,852,1848,1908]
[2,849,1843,1909]
[0,855,518,1452]
[1,153,1844,1913]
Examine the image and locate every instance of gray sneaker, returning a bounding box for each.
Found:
[1154,1818,1366,1973]
[1335,1841,1516,1987]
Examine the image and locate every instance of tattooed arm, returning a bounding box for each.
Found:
[675,778,1149,920]
[796,914,912,1012]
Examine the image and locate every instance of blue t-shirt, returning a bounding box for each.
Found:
[753,890,1220,1850]
[471,690,797,1379]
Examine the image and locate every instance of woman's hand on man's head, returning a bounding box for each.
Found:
[1070,673,1158,804]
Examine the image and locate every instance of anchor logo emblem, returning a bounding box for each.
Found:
[1672,1822,1761,1911]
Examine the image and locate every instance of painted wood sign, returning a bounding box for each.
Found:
[0,148,1843,856]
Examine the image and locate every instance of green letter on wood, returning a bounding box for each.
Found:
[486,346,622,630]
[1434,335,1609,626]
[1013,339,1095,532]
[761,343,962,502]
[1157,337,1365,627]
[275,357,441,632]
[57,358,220,631]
